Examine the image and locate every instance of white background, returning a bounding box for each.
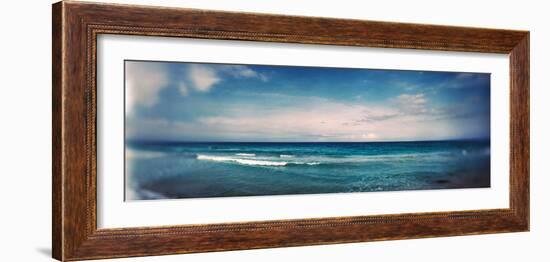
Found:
[0,0,547,261]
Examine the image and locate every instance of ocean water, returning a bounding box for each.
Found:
[125,140,490,200]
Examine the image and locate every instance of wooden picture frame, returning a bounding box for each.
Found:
[52,1,529,261]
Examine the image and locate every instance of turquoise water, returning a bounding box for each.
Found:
[125,140,490,200]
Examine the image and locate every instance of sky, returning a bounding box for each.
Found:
[125,60,490,142]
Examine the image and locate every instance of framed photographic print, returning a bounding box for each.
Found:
[52,1,529,261]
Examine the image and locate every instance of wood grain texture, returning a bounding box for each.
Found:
[52,2,63,260]
[52,1,530,261]
[509,35,530,226]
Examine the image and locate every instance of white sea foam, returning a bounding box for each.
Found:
[293,161,321,165]
[197,151,454,167]
[235,159,288,166]
[197,154,288,166]
[197,154,327,167]
[235,153,256,157]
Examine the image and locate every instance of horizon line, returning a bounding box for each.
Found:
[126,137,490,144]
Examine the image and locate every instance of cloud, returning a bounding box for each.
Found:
[125,62,169,113]
[348,93,439,127]
[352,92,485,126]
[127,93,453,142]
[125,63,489,142]
[352,110,400,123]
[126,62,268,113]
[455,72,476,79]
[127,90,486,142]
[392,93,428,114]
[187,64,221,92]
[220,65,269,82]
[181,64,268,95]
[178,82,189,96]
[438,72,490,89]
[361,133,378,139]
[395,93,427,105]
[392,80,420,91]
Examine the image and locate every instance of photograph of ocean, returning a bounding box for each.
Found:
[126,140,490,200]
[124,60,491,200]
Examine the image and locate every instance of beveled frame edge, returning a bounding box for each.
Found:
[52,1,529,261]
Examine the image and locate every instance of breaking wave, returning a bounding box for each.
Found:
[196,154,326,167]
[195,147,487,168]
[197,154,288,166]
